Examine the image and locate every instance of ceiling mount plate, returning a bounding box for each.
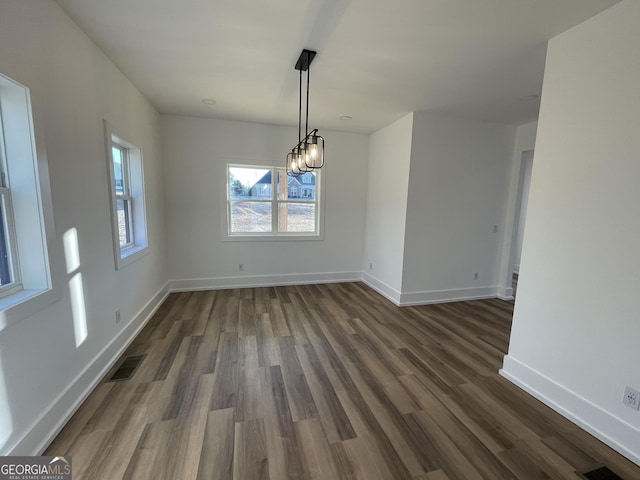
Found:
[295,49,317,71]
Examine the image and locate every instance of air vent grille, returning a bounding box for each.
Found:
[108,354,145,381]
[577,465,624,480]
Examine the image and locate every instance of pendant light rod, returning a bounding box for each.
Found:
[305,51,310,139]
[298,67,302,144]
[287,49,324,177]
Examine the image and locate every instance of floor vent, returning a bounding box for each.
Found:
[108,354,145,382]
[577,465,624,480]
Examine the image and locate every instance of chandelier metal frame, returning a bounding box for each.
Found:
[286,49,324,177]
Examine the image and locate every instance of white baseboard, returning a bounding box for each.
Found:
[399,285,499,306]
[360,277,502,307]
[7,281,171,456]
[360,272,402,305]
[169,271,361,292]
[497,285,514,301]
[500,355,640,466]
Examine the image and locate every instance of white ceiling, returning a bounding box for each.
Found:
[55,0,619,134]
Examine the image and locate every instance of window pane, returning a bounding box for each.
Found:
[230,201,272,233]
[278,202,316,233]
[0,199,12,285]
[279,170,316,201]
[229,167,270,200]
[301,172,315,185]
[116,198,132,246]
[112,146,125,195]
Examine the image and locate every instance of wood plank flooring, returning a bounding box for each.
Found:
[46,282,640,479]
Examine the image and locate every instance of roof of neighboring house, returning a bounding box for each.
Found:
[291,173,316,186]
[250,171,316,191]
[288,177,301,187]
[253,171,272,186]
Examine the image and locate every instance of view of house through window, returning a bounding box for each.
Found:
[227,165,319,236]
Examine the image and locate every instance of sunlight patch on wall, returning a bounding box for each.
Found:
[69,273,87,347]
[63,228,80,274]
[64,228,87,347]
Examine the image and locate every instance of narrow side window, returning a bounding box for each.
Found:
[105,122,148,269]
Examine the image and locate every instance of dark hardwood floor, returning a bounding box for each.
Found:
[46,282,640,479]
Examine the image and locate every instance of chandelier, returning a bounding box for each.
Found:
[287,49,324,177]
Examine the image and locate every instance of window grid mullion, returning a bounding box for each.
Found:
[0,103,8,188]
[272,168,279,233]
[122,147,131,197]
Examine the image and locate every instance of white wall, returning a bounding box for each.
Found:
[401,112,515,304]
[497,121,537,298]
[361,114,413,303]
[9,0,636,464]
[502,0,640,464]
[161,115,368,289]
[0,0,167,455]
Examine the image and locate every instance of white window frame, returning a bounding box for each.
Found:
[223,163,324,241]
[0,73,60,331]
[104,121,148,269]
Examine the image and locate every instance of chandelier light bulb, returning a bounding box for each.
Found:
[290,152,301,174]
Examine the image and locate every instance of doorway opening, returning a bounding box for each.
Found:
[510,149,534,297]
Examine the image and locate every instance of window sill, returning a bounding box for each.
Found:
[0,286,61,332]
[115,244,149,270]
[223,233,324,242]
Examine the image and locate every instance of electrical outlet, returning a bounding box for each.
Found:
[493,224,498,233]
[623,386,640,410]
[474,272,479,280]
[115,309,121,324]
[239,263,244,272]
[369,263,373,270]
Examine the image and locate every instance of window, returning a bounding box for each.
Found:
[111,143,133,249]
[226,164,321,238]
[105,122,148,269]
[0,73,58,329]
[0,112,20,299]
